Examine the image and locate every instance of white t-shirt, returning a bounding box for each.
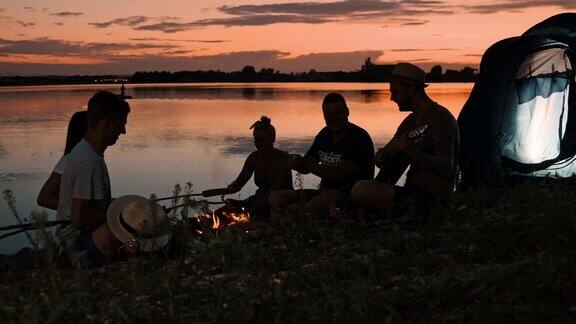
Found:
[57,139,111,243]
[52,154,69,174]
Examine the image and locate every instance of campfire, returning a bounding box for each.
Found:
[194,208,251,235]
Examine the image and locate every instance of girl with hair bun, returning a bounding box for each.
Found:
[37,110,88,210]
[203,116,293,218]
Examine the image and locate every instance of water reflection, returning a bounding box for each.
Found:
[0,83,472,254]
[219,136,314,156]
[0,171,47,182]
[0,143,7,159]
[130,86,389,103]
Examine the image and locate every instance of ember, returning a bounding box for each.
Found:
[195,208,251,234]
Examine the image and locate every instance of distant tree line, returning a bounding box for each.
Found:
[0,57,478,86]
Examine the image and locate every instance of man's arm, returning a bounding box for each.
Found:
[375,139,399,168]
[397,135,455,178]
[71,198,107,231]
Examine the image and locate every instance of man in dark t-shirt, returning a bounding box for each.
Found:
[270,92,374,217]
[305,123,375,190]
[352,63,458,220]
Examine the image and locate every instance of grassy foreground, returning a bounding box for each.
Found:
[1,183,576,323]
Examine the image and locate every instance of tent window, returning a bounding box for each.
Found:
[501,47,572,164]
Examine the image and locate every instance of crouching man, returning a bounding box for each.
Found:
[271,92,374,217]
[57,91,170,267]
[352,63,459,223]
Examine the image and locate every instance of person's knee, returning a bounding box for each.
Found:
[351,180,372,206]
[269,191,282,209]
[270,190,292,211]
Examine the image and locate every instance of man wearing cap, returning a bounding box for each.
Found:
[58,91,171,267]
[351,63,458,222]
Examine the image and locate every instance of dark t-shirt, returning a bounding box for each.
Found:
[384,103,459,196]
[305,123,375,190]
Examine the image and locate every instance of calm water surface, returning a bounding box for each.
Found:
[0,83,472,254]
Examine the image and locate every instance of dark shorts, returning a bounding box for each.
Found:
[392,186,444,224]
[73,231,105,268]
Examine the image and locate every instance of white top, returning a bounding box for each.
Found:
[52,154,69,174]
[57,139,111,244]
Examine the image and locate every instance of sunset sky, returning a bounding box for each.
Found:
[0,0,573,75]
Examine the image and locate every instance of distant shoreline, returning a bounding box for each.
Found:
[0,64,478,87]
[0,80,476,88]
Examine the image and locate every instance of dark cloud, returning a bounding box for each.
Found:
[218,0,447,16]
[135,15,331,32]
[132,21,196,33]
[54,22,64,26]
[402,20,429,26]
[402,21,429,26]
[90,16,152,28]
[389,48,457,52]
[465,54,483,57]
[16,21,35,27]
[50,11,83,17]
[212,0,452,25]
[0,37,177,56]
[129,37,228,43]
[23,7,36,12]
[197,14,332,27]
[463,0,576,14]
[89,1,453,33]
[163,50,192,55]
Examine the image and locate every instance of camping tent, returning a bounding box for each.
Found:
[458,13,576,184]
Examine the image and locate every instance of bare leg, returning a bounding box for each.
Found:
[270,190,301,217]
[301,189,343,217]
[351,180,395,212]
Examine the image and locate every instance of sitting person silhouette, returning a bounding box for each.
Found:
[202,116,293,218]
[37,110,88,210]
[270,92,375,218]
[352,63,459,223]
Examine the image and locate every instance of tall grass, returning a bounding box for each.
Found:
[1,182,575,322]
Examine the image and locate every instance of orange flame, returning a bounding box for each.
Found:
[194,208,250,234]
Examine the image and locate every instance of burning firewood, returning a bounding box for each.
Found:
[194,208,251,235]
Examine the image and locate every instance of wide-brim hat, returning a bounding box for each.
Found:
[391,63,429,88]
[107,195,172,252]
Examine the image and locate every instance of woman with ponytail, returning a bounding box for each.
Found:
[203,116,293,218]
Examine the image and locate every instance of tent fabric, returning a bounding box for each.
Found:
[516,76,570,105]
[516,47,571,80]
[501,83,569,164]
[458,13,576,182]
[501,47,571,165]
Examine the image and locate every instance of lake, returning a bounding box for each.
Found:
[0,82,472,254]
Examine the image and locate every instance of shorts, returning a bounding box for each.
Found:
[392,186,444,224]
[72,231,106,268]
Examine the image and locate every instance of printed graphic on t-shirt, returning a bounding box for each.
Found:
[319,151,342,166]
[408,124,429,143]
